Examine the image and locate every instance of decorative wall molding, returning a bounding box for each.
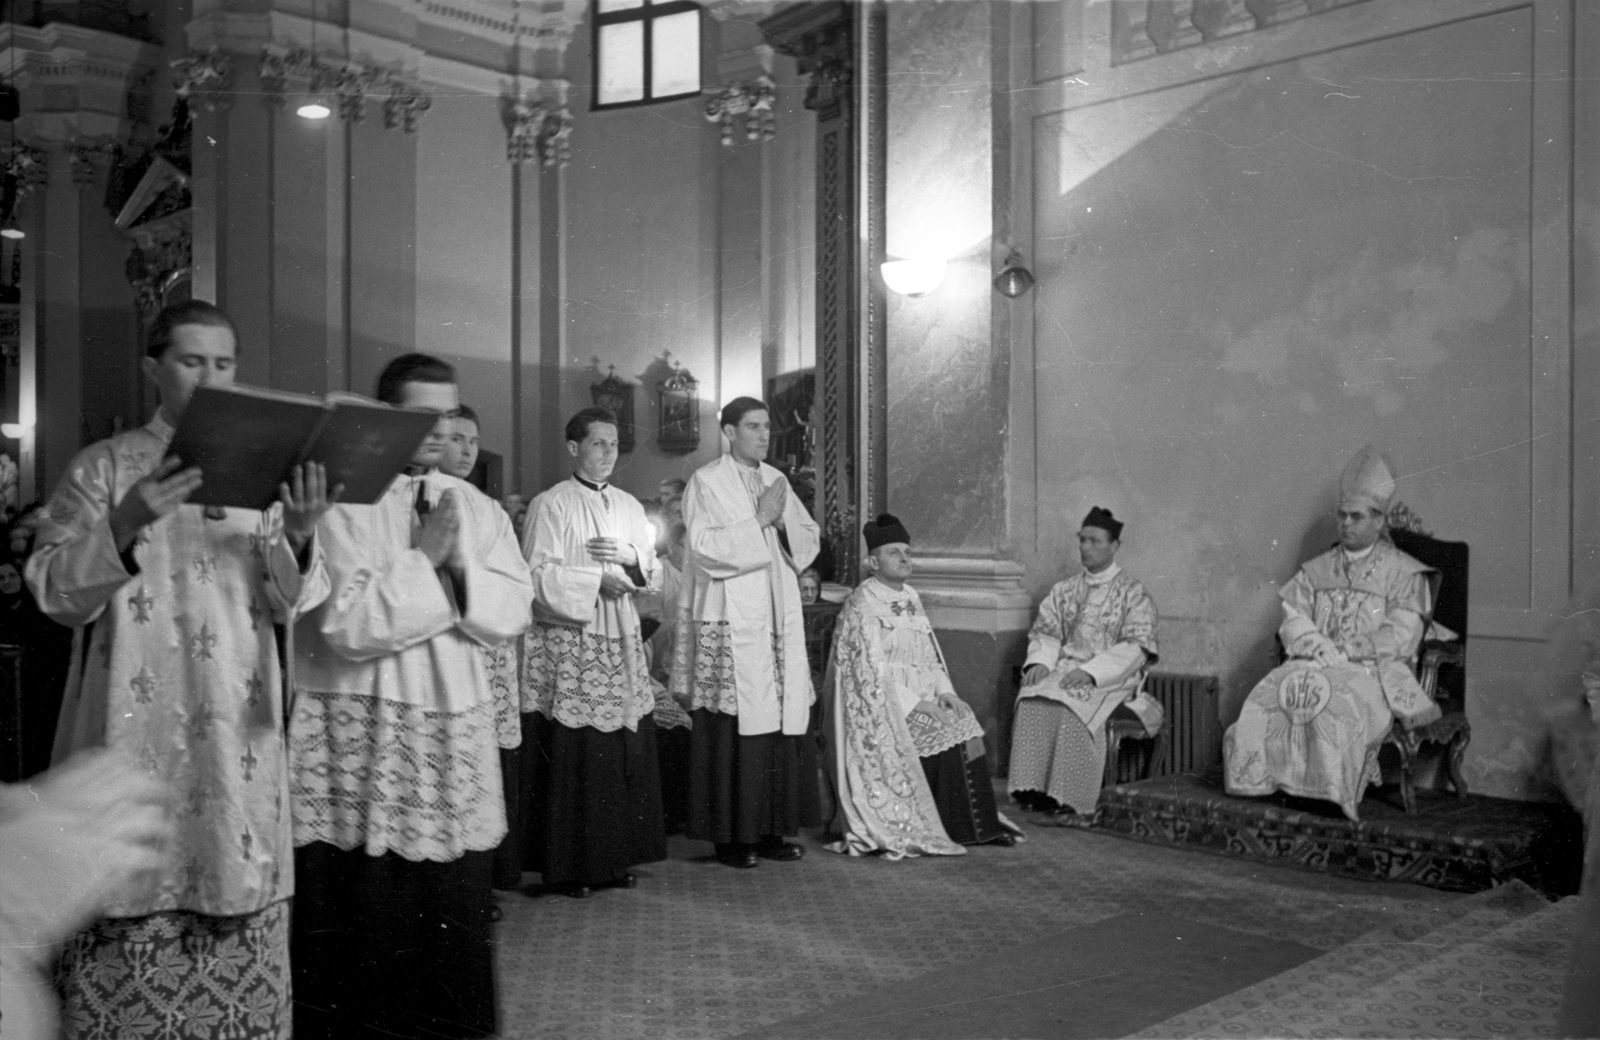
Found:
[911,556,1035,633]
[171,45,232,111]
[502,88,571,166]
[702,75,776,147]
[258,45,432,132]
[0,20,162,140]
[1111,0,1375,66]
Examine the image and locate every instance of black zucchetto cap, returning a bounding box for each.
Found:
[863,513,912,551]
[1082,506,1123,540]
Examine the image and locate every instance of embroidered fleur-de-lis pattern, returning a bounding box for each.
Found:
[24,416,330,920]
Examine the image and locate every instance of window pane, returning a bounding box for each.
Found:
[597,0,643,12]
[651,10,700,98]
[597,21,645,105]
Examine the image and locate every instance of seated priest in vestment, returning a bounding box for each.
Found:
[1008,507,1161,816]
[1224,447,1441,821]
[826,514,1019,857]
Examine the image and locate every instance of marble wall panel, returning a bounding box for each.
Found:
[885,0,1005,553]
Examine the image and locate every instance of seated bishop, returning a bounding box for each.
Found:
[1224,446,1441,820]
[1007,507,1161,816]
[826,514,1018,858]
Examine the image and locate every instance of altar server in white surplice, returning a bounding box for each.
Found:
[27,300,335,1040]
[515,407,666,898]
[290,353,533,1040]
[670,397,823,869]
[1225,446,1440,821]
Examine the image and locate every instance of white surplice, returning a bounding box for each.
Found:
[669,454,820,736]
[26,413,331,917]
[520,476,657,732]
[291,471,533,860]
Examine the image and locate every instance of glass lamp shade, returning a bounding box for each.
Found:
[993,259,1035,299]
[0,227,23,240]
[297,99,333,120]
[880,258,947,297]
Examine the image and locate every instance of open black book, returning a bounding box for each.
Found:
[167,385,441,510]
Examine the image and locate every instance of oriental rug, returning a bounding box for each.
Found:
[1083,775,1582,895]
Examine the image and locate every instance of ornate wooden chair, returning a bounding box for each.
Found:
[1386,522,1470,814]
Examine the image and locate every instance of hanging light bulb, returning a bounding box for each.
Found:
[0,226,23,240]
[297,97,332,120]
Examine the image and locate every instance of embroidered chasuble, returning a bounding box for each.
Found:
[1008,565,1159,813]
[826,578,989,858]
[521,476,657,731]
[291,471,533,860]
[1225,539,1438,820]
[27,413,331,1039]
[670,454,821,736]
[28,413,330,918]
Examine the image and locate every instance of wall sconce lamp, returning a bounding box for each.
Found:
[993,252,1035,299]
[1,420,31,438]
[880,258,946,298]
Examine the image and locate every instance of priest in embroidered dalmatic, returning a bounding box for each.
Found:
[1008,507,1161,817]
[827,514,1019,858]
[516,407,666,896]
[671,397,823,868]
[290,354,533,1040]
[1225,447,1440,820]
[26,301,334,1040]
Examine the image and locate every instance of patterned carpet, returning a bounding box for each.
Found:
[488,798,1574,1039]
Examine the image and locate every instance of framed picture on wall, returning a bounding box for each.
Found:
[766,369,815,512]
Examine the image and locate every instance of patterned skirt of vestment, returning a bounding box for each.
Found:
[56,900,290,1040]
[1007,698,1105,814]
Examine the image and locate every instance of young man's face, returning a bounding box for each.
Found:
[568,422,620,483]
[724,410,770,465]
[398,381,461,468]
[444,417,480,479]
[142,323,237,423]
[1078,527,1118,573]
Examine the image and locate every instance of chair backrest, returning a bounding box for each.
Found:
[1388,528,1469,640]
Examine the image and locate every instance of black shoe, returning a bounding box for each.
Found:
[603,872,638,890]
[755,837,805,862]
[715,843,759,869]
[986,832,1018,847]
[559,883,592,898]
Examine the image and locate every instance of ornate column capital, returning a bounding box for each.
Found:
[257,44,433,133]
[761,1,852,118]
[172,45,233,112]
[68,136,120,189]
[502,80,570,167]
[702,75,776,147]
[1,20,162,141]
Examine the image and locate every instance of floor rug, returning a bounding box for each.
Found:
[1090,775,1582,895]
[734,911,1319,1040]
[493,812,1464,1039]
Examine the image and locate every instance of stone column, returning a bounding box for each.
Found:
[4,20,158,495]
[881,0,1031,765]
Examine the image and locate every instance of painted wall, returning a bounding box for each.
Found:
[1018,0,1588,800]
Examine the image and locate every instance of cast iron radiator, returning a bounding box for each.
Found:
[1139,671,1222,783]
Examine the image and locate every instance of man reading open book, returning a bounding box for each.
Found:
[27,300,337,1040]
